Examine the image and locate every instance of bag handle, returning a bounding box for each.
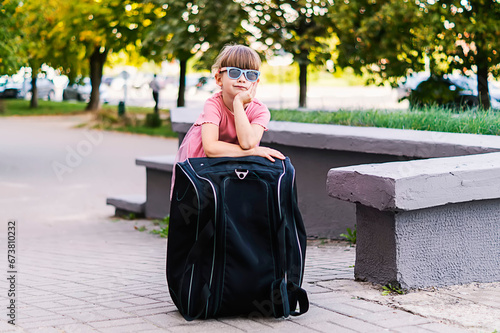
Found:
[190,156,278,169]
[270,280,309,317]
[287,282,309,316]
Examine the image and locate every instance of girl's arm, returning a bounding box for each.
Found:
[233,83,265,150]
[201,123,284,162]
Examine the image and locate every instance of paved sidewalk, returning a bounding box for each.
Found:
[0,219,490,333]
[1,116,498,333]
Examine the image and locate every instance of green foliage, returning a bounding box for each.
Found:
[133,216,169,237]
[331,0,500,108]
[382,283,406,296]
[331,0,430,86]
[244,0,334,65]
[340,225,357,245]
[0,0,24,74]
[243,0,335,107]
[126,213,136,220]
[143,0,249,67]
[150,216,169,238]
[142,0,250,106]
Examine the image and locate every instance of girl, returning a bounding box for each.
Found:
[173,44,285,171]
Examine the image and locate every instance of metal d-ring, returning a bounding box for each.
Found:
[235,169,249,180]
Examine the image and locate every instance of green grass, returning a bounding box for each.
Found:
[0,98,158,116]
[0,99,87,116]
[101,123,177,138]
[270,106,500,136]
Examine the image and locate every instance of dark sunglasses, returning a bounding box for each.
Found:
[219,67,260,82]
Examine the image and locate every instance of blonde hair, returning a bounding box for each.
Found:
[211,44,261,75]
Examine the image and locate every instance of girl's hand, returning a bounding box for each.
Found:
[252,146,285,162]
[234,82,257,106]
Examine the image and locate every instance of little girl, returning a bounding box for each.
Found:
[173,44,284,172]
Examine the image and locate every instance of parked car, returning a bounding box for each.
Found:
[23,77,56,100]
[63,77,92,102]
[63,77,109,103]
[398,72,500,109]
[0,76,27,99]
[0,76,7,97]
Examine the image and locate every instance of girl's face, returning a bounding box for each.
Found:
[215,67,260,98]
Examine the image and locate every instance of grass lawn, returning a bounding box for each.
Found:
[0,99,88,116]
[271,106,500,136]
[0,98,158,116]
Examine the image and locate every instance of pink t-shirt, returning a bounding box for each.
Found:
[171,91,270,198]
[174,91,270,164]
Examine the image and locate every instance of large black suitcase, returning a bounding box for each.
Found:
[167,156,308,320]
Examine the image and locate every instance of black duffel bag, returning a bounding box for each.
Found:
[167,156,308,321]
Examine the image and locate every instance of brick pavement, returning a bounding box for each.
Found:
[0,218,479,333]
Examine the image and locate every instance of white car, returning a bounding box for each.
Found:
[63,77,109,103]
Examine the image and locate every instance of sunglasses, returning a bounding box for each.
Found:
[219,67,260,82]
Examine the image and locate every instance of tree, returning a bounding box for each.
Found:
[142,0,250,107]
[331,0,500,109]
[0,1,24,113]
[0,1,24,75]
[242,0,334,108]
[10,0,64,108]
[331,1,441,86]
[51,0,157,110]
[429,0,500,109]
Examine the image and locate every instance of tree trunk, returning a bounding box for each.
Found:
[299,62,308,108]
[30,74,38,109]
[177,59,187,107]
[86,46,108,111]
[477,63,490,110]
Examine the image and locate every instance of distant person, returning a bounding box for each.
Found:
[149,74,161,113]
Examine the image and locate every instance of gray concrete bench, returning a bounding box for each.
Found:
[327,152,500,288]
[136,155,175,219]
[106,194,146,217]
[171,107,500,239]
[107,155,175,219]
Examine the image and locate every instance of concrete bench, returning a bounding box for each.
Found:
[327,152,500,288]
[171,107,500,239]
[136,155,175,219]
[107,155,175,219]
[106,194,146,217]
